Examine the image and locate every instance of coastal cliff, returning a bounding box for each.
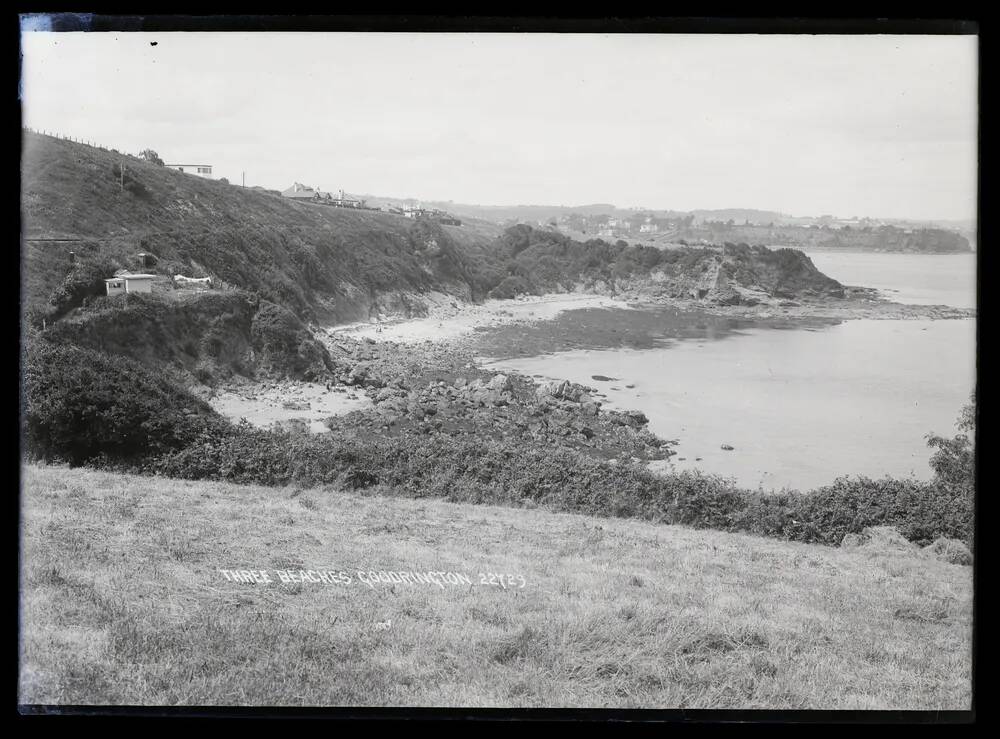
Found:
[24,132,937,393]
[617,242,845,306]
[490,225,845,308]
[23,133,857,331]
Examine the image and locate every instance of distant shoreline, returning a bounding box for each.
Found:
[797,245,976,255]
[322,290,974,350]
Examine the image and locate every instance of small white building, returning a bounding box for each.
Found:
[167,164,213,178]
[105,274,155,296]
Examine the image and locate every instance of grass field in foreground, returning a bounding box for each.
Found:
[18,463,972,709]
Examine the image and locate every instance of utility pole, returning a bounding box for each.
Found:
[120,160,125,192]
[242,171,245,188]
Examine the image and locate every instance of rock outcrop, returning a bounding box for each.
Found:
[319,335,674,462]
[642,243,844,307]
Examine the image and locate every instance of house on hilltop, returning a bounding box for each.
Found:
[282,182,323,200]
[167,163,213,179]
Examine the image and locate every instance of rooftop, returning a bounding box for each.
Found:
[105,273,156,281]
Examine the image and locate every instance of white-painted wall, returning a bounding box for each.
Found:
[124,277,153,293]
[170,165,213,179]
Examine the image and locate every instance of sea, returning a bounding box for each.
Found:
[488,251,978,491]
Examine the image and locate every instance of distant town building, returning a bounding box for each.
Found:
[282,182,323,200]
[401,206,427,219]
[399,205,461,226]
[105,274,155,296]
[282,184,370,209]
[330,189,366,208]
[166,164,213,178]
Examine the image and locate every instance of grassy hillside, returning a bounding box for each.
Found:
[19,464,972,708]
[21,131,503,322]
[22,132,862,327]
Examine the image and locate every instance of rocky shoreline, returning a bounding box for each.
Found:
[205,306,674,463]
[319,329,675,462]
[210,289,973,469]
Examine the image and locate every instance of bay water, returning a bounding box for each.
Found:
[489,251,977,491]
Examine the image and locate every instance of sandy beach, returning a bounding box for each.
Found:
[209,380,372,433]
[325,293,635,344]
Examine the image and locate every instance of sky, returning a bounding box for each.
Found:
[19,31,978,221]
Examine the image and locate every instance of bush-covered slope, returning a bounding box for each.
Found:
[22,338,229,465]
[42,291,337,385]
[488,225,844,304]
[21,132,503,322]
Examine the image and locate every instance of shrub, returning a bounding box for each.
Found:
[921,394,976,547]
[138,149,164,166]
[47,258,122,319]
[145,425,972,545]
[664,471,753,530]
[125,179,151,200]
[249,300,333,379]
[109,162,152,199]
[927,394,975,498]
[68,406,975,550]
[23,339,230,465]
